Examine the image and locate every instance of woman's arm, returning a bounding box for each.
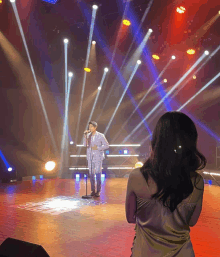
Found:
[125,171,137,223]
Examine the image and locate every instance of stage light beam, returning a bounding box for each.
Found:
[92,41,96,45]
[93,5,98,9]
[122,51,208,143]
[104,67,109,72]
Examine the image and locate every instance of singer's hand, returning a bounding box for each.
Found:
[92,145,98,150]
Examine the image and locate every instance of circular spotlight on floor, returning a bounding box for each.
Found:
[64,39,69,44]
[149,28,153,32]
[45,161,56,171]
[98,86,101,90]
[204,50,209,55]
[8,167,13,172]
[92,41,96,45]
[68,72,73,77]
[171,55,176,59]
[104,67,109,72]
[93,5,98,9]
[137,60,141,64]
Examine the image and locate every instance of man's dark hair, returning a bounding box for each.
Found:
[140,111,206,212]
[89,121,98,128]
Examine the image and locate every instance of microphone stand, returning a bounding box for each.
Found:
[82,132,92,199]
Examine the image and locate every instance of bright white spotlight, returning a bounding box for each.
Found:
[171,55,176,59]
[149,28,153,32]
[137,60,141,64]
[104,68,109,72]
[93,5,98,9]
[8,167,13,172]
[204,50,209,55]
[92,41,96,45]
[70,141,74,145]
[98,86,101,90]
[45,161,56,171]
[10,0,16,2]
[64,39,69,44]
[68,72,73,77]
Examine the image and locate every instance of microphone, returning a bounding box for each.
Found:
[84,130,91,134]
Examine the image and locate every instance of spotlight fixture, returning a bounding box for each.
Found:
[187,49,195,55]
[152,55,160,60]
[137,60,141,64]
[45,161,56,171]
[193,75,196,79]
[84,68,91,72]
[171,55,176,59]
[176,6,186,14]
[149,28,153,32]
[204,50,209,55]
[163,79,167,83]
[104,68,109,72]
[8,167,13,172]
[123,19,131,26]
[64,39,69,44]
[98,86,101,90]
[135,162,143,168]
[93,5,98,9]
[70,141,74,145]
[68,72,73,77]
[92,41,96,45]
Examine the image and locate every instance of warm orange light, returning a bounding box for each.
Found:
[163,79,167,83]
[187,49,195,55]
[0,0,2,4]
[193,75,196,79]
[123,19,131,26]
[152,54,160,60]
[176,6,186,14]
[84,68,91,72]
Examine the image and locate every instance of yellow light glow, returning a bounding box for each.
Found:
[0,0,2,4]
[187,49,195,55]
[176,6,186,14]
[45,161,56,171]
[123,19,131,26]
[193,75,196,79]
[135,162,144,168]
[84,68,91,72]
[164,79,167,83]
[152,54,160,60]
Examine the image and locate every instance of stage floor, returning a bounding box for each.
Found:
[0,178,219,256]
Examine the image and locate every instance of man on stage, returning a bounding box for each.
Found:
[83,121,109,197]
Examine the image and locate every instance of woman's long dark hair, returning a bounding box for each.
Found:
[140,111,206,212]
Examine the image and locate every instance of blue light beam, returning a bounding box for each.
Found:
[122,51,208,143]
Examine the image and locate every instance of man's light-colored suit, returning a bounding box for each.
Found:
[83,131,109,193]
